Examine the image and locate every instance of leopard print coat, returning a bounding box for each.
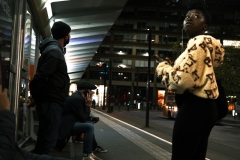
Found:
[156,35,225,99]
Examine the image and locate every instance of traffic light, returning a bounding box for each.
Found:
[124,94,126,100]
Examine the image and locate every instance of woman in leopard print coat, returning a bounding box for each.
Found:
[155,1,225,160]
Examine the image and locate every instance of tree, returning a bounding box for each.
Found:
[215,10,240,103]
[231,11,240,41]
[170,41,240,102]
[169,41,183,60]
[215,46,240,103]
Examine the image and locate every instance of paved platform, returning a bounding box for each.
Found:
[24,106,240,160]
[46,109,172,160]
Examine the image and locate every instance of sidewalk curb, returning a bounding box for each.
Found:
[221,118,240,124]
[94,107,240,125]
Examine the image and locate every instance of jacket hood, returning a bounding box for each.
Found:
[39,38,63,54]
[189,35,225,68]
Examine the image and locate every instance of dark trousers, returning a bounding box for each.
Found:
[34,102,62,155]
[74,132,98,151]
[70,121,94,154]
[172,92,217,160]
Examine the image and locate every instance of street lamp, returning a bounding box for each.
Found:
[146,28,152,127]
[103,63,107,110]
[97,60,112,112]
[107,60,112,113]
[96,62,107,110]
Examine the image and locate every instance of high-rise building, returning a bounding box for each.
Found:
[82,0,240,109]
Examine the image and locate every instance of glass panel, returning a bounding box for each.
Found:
[0,0,14,89]
[113,46,132,55]
[29,29,36,80]
[121,7,134,17]
[158,50,173,58]
[18,9,34,143]
[18,78,28,141]
[23,12,31,69]
[137,22,146,30]
[136,47,154,56]
[136,34,148,42]
[112,72,131,81]
[111,85,131,107]
[30,29,36,64]
[135,73,154,82]
[89,71,109,80]
[133,86,153,109]
[114,20,134,29]
[98,45,110,54]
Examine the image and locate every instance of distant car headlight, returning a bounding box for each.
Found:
[232,110,235,116]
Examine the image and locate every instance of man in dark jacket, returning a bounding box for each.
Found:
[56,81,103,160]
[0,85,70,160]
[28,21,71,155]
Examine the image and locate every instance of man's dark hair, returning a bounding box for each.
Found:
[51,21,71,40]
[77,81,97,90]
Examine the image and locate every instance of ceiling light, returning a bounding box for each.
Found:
[118,64,126,68]
[50,20,54,28]
[118,51,124,55]
[42,0,70,19]
[143,52,149,56]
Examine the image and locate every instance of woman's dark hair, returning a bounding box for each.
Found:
[186,0,211,25]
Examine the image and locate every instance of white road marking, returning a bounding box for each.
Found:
[92,109,211,160]
[93,109,172,145]
[93,110,171,160]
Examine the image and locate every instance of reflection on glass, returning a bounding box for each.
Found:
[18,78,27,141]
[29,29,36,81]
[30,29,36,65]
[17,9,35,143]
[0,0,14,89]
[23,13,31,69]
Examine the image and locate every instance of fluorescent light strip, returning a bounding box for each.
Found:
[43,0,70,19]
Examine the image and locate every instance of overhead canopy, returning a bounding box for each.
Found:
[28,0,128,82]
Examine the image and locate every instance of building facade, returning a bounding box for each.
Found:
[82,0,240,109]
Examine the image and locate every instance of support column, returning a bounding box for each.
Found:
[9,0,27,141]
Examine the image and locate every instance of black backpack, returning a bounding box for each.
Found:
[29,76,45,100]
[215,80,228,120]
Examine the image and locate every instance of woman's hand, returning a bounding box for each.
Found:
[0,85,10,111]
[154,54,172,64]
[154,54,164,63]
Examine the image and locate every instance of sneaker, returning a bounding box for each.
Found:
[90,153,102,160]
[82,155,94,160]
[94,146,107,153]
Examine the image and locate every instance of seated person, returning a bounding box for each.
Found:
[55,81,105,160]
[72,119,107,153]
[0,85,70,160]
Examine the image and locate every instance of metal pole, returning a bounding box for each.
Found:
[146,29,151,127]
[102,63,106,110]
[107,60,112,113]
[136,67,139,108]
